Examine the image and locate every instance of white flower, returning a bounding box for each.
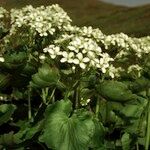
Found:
[39,55,46,60]
[0,7,8,19]
[40,32,48,37]
[87,51,95,59]
[127,64,143,77]
[72,37,82,46]
[80,97,91,106]
[68,45,76,51]
[73,53,90,69]
[43,45,61,59]
[108,65,122,78]
[0,57,4,62]
[60,52,74,63]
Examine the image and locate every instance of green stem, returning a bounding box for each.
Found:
[73,80,80,109]
[105,101,109,123]
[136,142,139,150]
[96,98,100,118]
[75,86,79,109]
[41,88,49,104]
[48,88,56,104]
[64,90,70,100]
[145,100,150,150]
[28,88,32,121]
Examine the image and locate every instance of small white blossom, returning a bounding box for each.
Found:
[108,65,123,78]
[73,53,90,69]
[60,52,74,63]
[39,55,46,60]
[80,98,91,106]
[43,45,61,59]
[127,64,142,77]
[0,57,4,62]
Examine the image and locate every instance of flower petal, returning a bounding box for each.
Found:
[83,57,90,63]
[60,58,67,63]
[80,63,86,69]
[77,53,83,60]
[73,59,80,64]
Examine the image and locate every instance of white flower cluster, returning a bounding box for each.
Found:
[1,5,149,79]
[43,45,61,59]
[102,33,129,49]
[129,37,150,57]
[108,65,123,78]
[62,26,149,62]
[80,98,91,106]
[100,33,150,59]
[10,4,72,36]
[127,64,142,77]
[0,7,8,29]
[41,35,114,77]
[64,25,105,42]
[38,20,149,79]
[0,7,8,19]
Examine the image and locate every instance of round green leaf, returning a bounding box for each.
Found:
[96,81,137,102]
[39,100,95,150]
[1,52,27,72]
[30,64,60,89]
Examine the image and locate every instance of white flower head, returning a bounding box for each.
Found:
[108,65,122,78]
[39,54,46,60]
[60,51,74,63]
[80,97,91,106]
[0,57,4,62]
[43,45,61,59]
[73,53,90,69]
[127,64,142,77]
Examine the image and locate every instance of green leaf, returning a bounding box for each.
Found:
[0,131,19,146]
[130,77,150,93]
[121,132,131,150]
[96,81,137,102]
[39,100,95,150]
[0,104,16,125]
[0,120,44,146]
[0,74,10,89]
[14,120,43,142]
[121,103,146,118]
[1,52,27,72]
[30,64,60,89]
[90,120,105,148]
[22,63,37,76]
[38,64,59,83]
[113,98,147,122]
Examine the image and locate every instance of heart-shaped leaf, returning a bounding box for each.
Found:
[1,52,27,72]
[30,64,60,89]
[39,100,96,150]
